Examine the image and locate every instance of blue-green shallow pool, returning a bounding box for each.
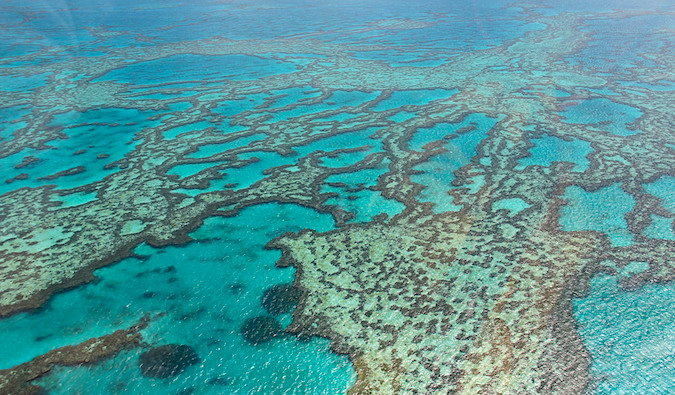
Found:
[6,203,355,394]
[573,269,675,394]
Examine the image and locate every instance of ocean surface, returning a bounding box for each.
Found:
[0,0,673,394]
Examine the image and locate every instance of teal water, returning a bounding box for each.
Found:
[265,90,379,123]
[559,184,635,247]
[517,134,592,172]
[2,203,355,393]
[0,107,163,194]
[410,113,500,213]
[645,214,675,240]
[322,158,405,223]
[645,176,675,214]
[562,178,675,393]
[370,89,458,112]
[643,176,675,240]
[573,267,675,393]
[95,55,297,85]
[1,0,674,393]
[492,198,531,216]
[558,98,642,137]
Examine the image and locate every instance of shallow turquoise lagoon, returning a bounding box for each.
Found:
[410,113,500,213]
[97,55,298,85]
[559,184,636,247]
[3,204,355,394]
[559,98,643,137]
[574,269,675,394]
[0,0,674,393]
[517,134,592,172]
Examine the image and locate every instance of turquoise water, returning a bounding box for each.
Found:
[0,107,163,194]
[559,184,635,247]
[645,214,675,240]
[1,0,674,393]
[643,176,675,240]
[96,55,297,85]
[573,268,675,394]
[5,203,354,393]
[559,98,643,137]
[517,134,592,172]
[645,176,675,214]
[411,113,500,213]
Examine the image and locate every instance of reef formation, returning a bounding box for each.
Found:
[0,1,673,393]
[138,344,200,379]
[0,317,149,394]
[261,283,301,315]
[241,316,286,346]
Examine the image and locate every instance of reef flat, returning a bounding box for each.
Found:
[0,0,674,393]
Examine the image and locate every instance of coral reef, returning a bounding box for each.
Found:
[261,283,301,315]
[0,1,673,393]
[240,316,285,346]
[139,344,200,379]
[0,317,148,394]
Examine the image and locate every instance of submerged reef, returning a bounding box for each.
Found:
[0,317,148,394]
[0,1,674,393]
[271,203,598,393]
[261,283,301,315]
[241,316,285,345]
[138,344,200,379]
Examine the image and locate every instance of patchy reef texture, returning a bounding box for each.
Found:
[138,344,200,379]
[0,316,149,394]
[0,0,674,393]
